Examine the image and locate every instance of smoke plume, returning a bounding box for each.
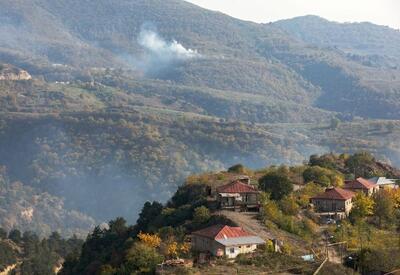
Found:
[133,28,200,77]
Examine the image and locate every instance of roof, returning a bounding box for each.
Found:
[217,181,258,194]
[369,177,396,186]
[216,236,265,246]
[311,187,355,201]
[344,177,377,190]
[192,225,255,240]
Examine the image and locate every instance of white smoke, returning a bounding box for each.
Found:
[128,28,201,77]
[138,29,200,61]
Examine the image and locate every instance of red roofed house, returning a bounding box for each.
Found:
[191,224,265,258]
[310,187,356,219]
[216,181,260,211]
[344,177,379,196]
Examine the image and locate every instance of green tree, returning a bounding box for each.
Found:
[192,206,210,225]
[259,172,293,200]
[345,152,375,177]
[227,164,245,174]
[373,190,395,227]
[125,242,163,273]
[8,229,22,244]
[303,166,343,187]
[135,201,163,233]
[0,227,7,239]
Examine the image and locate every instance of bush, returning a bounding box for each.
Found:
[192,206,210,225]
[125,242,164,273]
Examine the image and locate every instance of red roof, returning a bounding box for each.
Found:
[216,181,258,193]
[311,187,355,201]
[192,225,254,240]
[344,177,377,190]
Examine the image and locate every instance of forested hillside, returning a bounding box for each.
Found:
[58,153,400,274]
[0,0,400,236]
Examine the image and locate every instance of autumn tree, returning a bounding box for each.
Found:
[350,193,374,221]
[137,232,161,248]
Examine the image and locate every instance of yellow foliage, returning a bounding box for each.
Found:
[389,189,400,209]
[137,232,161,248]
[179,242,191,255]
[167,241,179,258]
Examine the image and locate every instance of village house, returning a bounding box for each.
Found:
[191,224,265,258]
[344,177,379,196]
[310,187,356,220]
[216,180,260,211]
[368,177,398,189]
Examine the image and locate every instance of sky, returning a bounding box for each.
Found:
[186,0,400,29]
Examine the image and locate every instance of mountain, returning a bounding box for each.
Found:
[1,0,400,120]
[0,0,400,236]
[274,15,400,68]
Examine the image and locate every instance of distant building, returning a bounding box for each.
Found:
[310,187,356,219]
[191,225,265,258]
[344,177,379,196]
[368,177,398,189]
[216,181,260,211]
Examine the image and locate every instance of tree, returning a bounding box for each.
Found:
[373,191,395,227]
[350,193,374,221]
[228,164,245,174]
[259,172,293,200]
[0,228,7,239]
[135,201,163,233]
[303,166,343,187]
[8,229,22,244]
[125,242,163,273]
[192,206,210,225]
[137,232,161,248]
[345,152,375,177]
[279,195,299,216]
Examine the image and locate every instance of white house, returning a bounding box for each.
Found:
[191,224,265,258]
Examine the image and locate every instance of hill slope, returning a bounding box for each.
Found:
[0,0,400,235]
[1,0,400,120]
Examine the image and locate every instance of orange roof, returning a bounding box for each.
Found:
[344,177,377,190]
[192,225,254,240]
[311,187,355,201]
[217,181,258,193]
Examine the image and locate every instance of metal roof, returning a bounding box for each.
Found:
[369,177,396,185]
[216,236,265,246]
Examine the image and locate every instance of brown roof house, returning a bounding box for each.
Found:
[344,177,379,196]
[216,181,260,211]
[191,225,265,258]
[310,187,356,220]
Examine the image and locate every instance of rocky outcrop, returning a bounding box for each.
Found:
[0,64,32,81]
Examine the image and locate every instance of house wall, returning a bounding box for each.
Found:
[311,198,353,215]
[192,235,258,258]
[224,244,257,258]
[192,235,224,256]
[218,193,259,209]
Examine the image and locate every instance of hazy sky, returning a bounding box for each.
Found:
[186,0,400,29]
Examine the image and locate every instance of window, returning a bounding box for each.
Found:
[230,248,235,254]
